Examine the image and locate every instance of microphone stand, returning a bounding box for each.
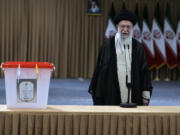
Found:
[120,44,137,108]
[120,75,137,108]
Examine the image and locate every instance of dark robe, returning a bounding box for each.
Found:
[88,37,153,105]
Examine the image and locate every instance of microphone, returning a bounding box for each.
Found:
[120,44,137,108]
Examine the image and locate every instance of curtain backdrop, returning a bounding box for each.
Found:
[0,0,179,78]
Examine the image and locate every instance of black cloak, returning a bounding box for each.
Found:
[88,37,153,105]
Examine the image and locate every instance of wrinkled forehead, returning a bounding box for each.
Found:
[118,20,133,26]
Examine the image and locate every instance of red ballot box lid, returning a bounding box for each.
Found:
[1,62,54,69]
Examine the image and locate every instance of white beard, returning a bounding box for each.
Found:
[119,29,133,46]
[115,29,132,54]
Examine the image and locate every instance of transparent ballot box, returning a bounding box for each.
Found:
[1,62,54,108]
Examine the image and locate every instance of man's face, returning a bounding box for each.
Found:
[117,20,133,39]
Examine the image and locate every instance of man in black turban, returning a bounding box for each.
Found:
[114,10,137,25]
[88,10,153,106]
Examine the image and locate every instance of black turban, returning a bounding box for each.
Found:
[114,10,137,25]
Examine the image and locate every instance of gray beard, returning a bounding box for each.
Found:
[121,34,132,45]
[118,29,133,45]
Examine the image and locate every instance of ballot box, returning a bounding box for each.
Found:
[1,62,54,108]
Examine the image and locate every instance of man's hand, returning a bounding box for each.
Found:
[142,98,149,106]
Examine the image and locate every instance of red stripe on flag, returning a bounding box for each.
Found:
[142,41,155,69]
[153,41,166,69]
[165,40,177,69]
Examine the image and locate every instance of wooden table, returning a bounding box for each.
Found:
[0,105,180,135]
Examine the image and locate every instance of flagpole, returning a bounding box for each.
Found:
[164,66,170,81]
[164,0,169,81]
[164,0,176,81]
[153,1,160,81]
[154,68,160,81]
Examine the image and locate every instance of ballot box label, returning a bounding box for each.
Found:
[17,79,37,103]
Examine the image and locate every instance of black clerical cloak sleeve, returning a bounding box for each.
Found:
[131,39,153,104]
[88,38,120,105]
[88,45,105,105]
[140,44,153,93]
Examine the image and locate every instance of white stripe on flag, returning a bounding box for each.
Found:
[164,18,177,56]
[142,21,154,56]
[152,19,166,60]
[105,19,117,39]
[133,23,142,43]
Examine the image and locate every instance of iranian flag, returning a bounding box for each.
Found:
[152,2,166,69]
[164,2,177,69]
[177,19,180,69]
[133,3,142,43]
[141,4,154,69]
[105,2,117,39]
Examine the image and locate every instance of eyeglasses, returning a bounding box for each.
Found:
[119,25,133,29]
